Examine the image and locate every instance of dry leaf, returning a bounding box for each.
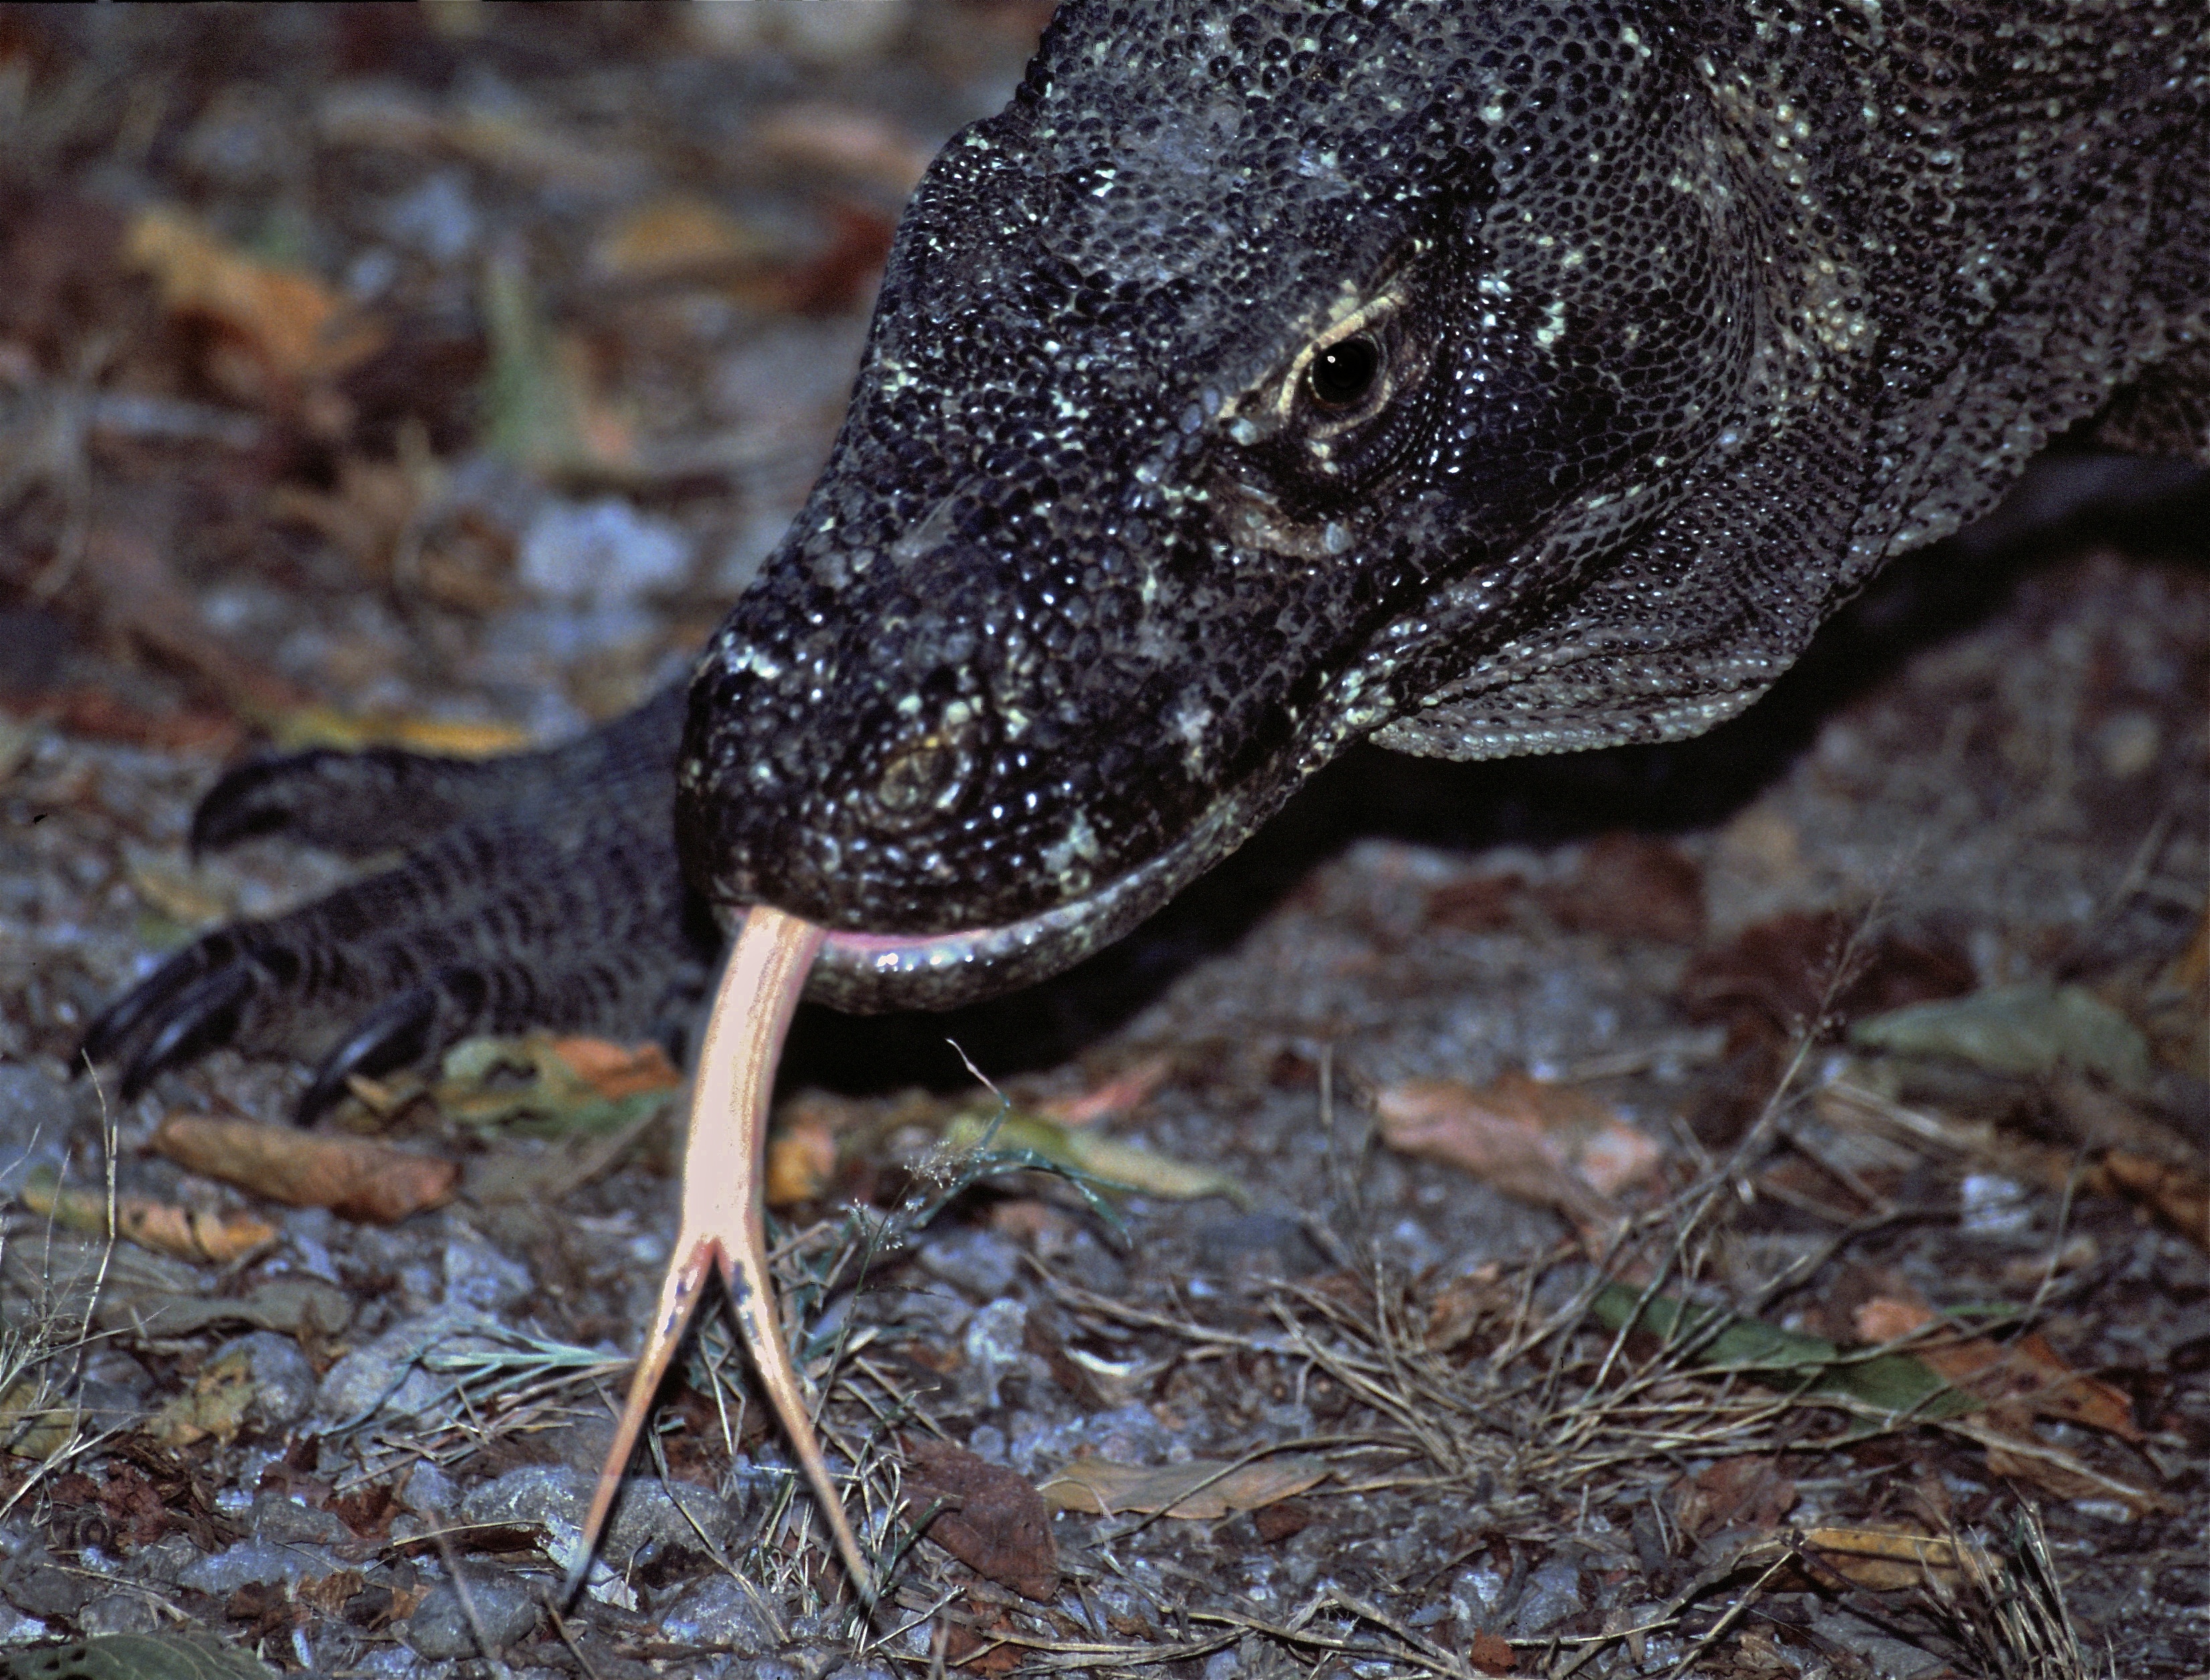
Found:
[1375,1071,1660,1223]
[2098,1151,2210,1251]
[1037,1454,1324,1519]
[765,1118,837,1208]
[19,1167,276,1265]
[125,204,384,386]
[1801,1525,1965,1592]
[148,1344,259,1448]
[751,104,935,192]
[1037,1055,1172,1127]
[1541,831,1705,943]
[942,1109,1241,1202]
[1670,1456,1798,1541]
[154,1115,456,1223]
[593,196,777,284]
[431,1033,680,1136]
[902,1437,1058,1602]
[1852,1293,2140,1441]
[0,1378,80,1460]
[1468,1629,1519,1676]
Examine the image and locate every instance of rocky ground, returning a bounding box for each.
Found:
[0,8,2205,1679]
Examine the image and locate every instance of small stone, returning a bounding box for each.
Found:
[176,1537,344,1594]
[0,1063,72,1197]
[656,1573,779,1654]
[442,1236,534,1312]
[211,1330,318,1430]
[251,1491,357,1548]
[314,1305,502,1427]
[461,1463,740,1567]
[1512,1559,1585,1634]
[0,1603,48,1643]
[918,1226,1021,1299]
[4,1556,94,1619]
[963,1297,1029,1408]
[520,498,693,607]
[76,1588,163,1636]
[403,1572,542,1661]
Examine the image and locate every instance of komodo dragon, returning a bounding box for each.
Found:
[86,1,2209,1114]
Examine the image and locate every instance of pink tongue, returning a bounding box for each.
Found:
[570,905,874,1604]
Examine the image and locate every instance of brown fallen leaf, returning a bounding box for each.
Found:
[19,1167,276,1264]
[1037,1054,1172,1128]
[125,203,385,389]
[1375,1070,1661,1224]
[1670,1455,1798,1542]
[154,1115,457,1223]
[1468,1629,1519,1676]
[1037,1453,1324,1519]
[901,1436,1058,1602]
[148,1342,260,1448]
[1678,910,1976,1041]
[2097,1150,2210,1251]
[1853,1293,2141,1441]
[1540,831,1706,943]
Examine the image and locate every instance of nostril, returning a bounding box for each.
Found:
[868,702,986,832]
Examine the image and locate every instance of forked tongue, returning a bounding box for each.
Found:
[566,904,875,1605]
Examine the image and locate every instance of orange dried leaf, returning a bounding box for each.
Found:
[765,1118,838,1209]
[1853,1293,2140,1441]
[154,1115,456,1223]
[125,204,384,383]
[1375,1070,1660,1221]
[1469,1630,1519,1676]
[1037,1455,1324,1519]
[18,1168,277,1264]
[546,1037,684,1101]
[1801,1525,1964,1591]
[593,196,776,284]
[1038,1054,1171,1128]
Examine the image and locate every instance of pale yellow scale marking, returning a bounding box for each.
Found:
[569,904,875,1604]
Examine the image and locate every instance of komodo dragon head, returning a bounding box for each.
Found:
[676,0,2200,1010]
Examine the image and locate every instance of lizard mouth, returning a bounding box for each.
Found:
[801,764,1280,1013]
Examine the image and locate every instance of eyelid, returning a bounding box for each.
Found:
[1274,292,1402,422]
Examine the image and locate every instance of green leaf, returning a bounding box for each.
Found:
[3,1634,279,1680]
[1590,1284,1979,1421]
[942,1108,1245,1204]
[1850,981,2150,1089]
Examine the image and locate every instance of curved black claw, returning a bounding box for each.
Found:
[188,754,348,857]
[295,982,444,1127]
[79,940,227,1071]
[121,964,258,1101]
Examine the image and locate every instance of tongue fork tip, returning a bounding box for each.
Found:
[569,904,875,1607]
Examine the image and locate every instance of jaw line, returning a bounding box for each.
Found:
[800,761,1292,1015]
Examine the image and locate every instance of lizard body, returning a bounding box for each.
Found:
[88,0,2209,1106]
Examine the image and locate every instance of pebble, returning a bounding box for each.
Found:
[402,1572,543,1661]
[962,1297,1028,1409]
[251,1491,357,1549]
[917,1226,1021,1299]
[655,1572,779,1654]
[212,1330,319,1430]
[314,1305,504,1427]
[520,498,693,607]
[442,1234,535,1311]
[0,1604,47,1643]
[461,1463,741,1567]
[0,1063,73,1197]
[76,1589,162,1636]
[177,1538,346,1594]
[1512,1558,1585,1634]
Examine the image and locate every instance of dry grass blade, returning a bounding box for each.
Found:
[571,905,875,1604]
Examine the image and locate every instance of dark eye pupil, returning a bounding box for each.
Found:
[1308,336,1380,407]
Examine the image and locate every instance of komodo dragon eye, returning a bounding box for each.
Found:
[1306,334,1381,408]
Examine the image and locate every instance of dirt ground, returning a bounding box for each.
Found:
[1,8,2205,1680]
